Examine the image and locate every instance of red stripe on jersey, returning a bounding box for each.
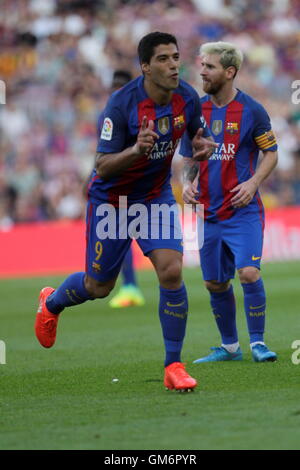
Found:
[146,93,186,201]
[171,93,187,141]
[107,98,156,205]
[217,100,244,221]
[199,101,213,219]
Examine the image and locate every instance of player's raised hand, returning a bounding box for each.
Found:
[192,128,219,161]
[133,116,159,156]
[230,178,258,208]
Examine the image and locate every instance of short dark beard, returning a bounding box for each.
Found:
[204,81,223,95]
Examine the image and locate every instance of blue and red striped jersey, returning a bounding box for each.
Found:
[180,89,278,221]
[88,76,210,205]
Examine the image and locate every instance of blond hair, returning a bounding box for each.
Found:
[200,41,243,73]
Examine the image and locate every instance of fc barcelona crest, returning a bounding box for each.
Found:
[157,117,169,135]
[265,130,275,142]
[212,120,223,135]
[173,114,185,130]
[226,122,239,134]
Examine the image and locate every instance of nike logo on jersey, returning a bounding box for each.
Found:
[166,301,185,308]
[252,255,261,260]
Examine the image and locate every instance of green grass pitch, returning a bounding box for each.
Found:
[0,261,300,450]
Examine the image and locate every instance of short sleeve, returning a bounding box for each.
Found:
[97,111,104,140]
[97,94,127,153]
[252,103,277,152]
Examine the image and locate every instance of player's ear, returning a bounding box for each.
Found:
[225,66,236,80]
[141,62,150,75]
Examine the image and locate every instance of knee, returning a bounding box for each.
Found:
[84,275,116,299]
[158,259,182,289]
[238,266,260,284]
[205,280,231,293]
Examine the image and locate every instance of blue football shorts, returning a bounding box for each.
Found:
[85,198,183,282]
[199,210,265,282]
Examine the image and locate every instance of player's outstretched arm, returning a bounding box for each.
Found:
[96,116,158,180]
[230,150,278,208]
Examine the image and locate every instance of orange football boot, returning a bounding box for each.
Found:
[164,362,197,392]
[35,287,59,348]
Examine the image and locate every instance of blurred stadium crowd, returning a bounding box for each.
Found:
[0,0,300,227]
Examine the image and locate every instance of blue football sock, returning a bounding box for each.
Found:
[209,285,238,345]
[46,272,93,314]
[121,248,137,286]
[159,283,188,367]
[242,278,265,343]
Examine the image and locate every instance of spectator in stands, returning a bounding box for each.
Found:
[0,0,299,225]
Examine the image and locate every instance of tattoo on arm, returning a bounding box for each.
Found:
[183,158,199,185]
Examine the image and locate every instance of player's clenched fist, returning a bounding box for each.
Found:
[133,116,159,156]
[183,182,200,205]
